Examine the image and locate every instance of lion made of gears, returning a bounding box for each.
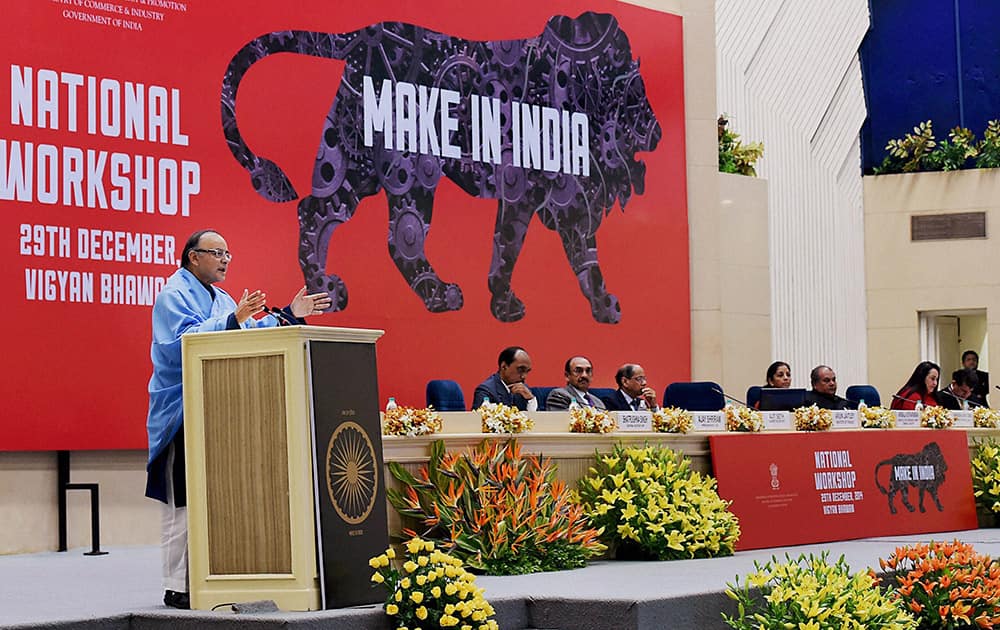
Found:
[874,442,948,515]
[222,12,661,324]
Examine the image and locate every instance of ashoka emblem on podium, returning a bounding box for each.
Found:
[325,421,378,524]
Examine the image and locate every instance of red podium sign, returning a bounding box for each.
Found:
[710,430,977,551]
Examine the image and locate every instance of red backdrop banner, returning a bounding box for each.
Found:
[3,1,688,450]
[711,430,978,551]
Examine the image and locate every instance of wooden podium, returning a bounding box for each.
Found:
[182,325,385,611]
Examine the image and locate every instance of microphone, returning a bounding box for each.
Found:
[263,305,296,327]
[944,387,984,408]
[711,386,747,407]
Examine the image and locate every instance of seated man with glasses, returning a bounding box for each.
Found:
[545,356,607,410]
[145,229,332,610]
[803,365,857,410]
[602,363,659,411]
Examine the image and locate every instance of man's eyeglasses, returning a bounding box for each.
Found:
[194,248,232,261]
[629,375,647,383]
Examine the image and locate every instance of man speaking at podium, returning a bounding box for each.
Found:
[145,229,331,609]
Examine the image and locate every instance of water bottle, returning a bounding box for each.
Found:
[568,399,580,411]
[483,396,491,404]
[858,399,866,411]
[915,400,924,412]
[386,397,398,411]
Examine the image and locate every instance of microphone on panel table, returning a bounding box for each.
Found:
[711,386,747,407]
[262,304,296,326]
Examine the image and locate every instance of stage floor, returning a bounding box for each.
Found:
[6,529,1000,630]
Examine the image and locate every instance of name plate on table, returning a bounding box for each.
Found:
[761,411,792,430]
[895,410,921,428]
[615,411,653,432]
[953,410,974,427]
[831,410,860,429]
[691,411,725,432]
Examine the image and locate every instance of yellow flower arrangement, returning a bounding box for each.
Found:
[651,407,692,433]
[972,438,1000,514]
[724,553,916,630]
[383,405,444,437]
[724,404,764,432]
[859,405,896,429]
[478,401,534,434]
[920,405,954,429]
[792,404,833,431]
[369,536,498,630]
[974,407,1000,428]
[569,406,617,433]
[578,444,740,560]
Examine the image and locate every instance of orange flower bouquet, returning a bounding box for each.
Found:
[879,540,1000,629]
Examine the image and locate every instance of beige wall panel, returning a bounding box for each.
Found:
[866,290,922,330]
[720,265,770,316]
[864,169,1000,213]
[867,327,921,400]
[0,451,158,555]
[1,453,58,554]
[866,171,1000,398]
[722,313,771,395]
[691,309,723,380]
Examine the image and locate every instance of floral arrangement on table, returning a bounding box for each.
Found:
[577,444,740,560]
[723,552,916,630]
[382,405,444,437]
[920,405,955,429]
[369,536,498,630]
[859,405,897,429]
[569,406,617,434]
[972,438,1000,515]
[974,407,1000,429]
[879,540,1000,629]
[792,404,833,431]
[478,400,533,434]
[723,404,764,432]
[387,440,604,575]
[651,406,692,434]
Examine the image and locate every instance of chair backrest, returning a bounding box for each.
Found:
[746,385,763,409]
[532,386,557,411]
[426,379,466,411]
[589,387,617,408]
[662,381,725,411]
[846,384,881,407]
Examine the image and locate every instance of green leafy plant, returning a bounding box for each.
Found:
[971,438,1000,514]
[387,439,605,575]
[879,540,1000,629]
[877,120,937,174]
[724,552,916,630]
[718,115,764,176]
[925,126,978,171]
[577,444,740,560]
[369,536,498,630]
[977,120,1000,169]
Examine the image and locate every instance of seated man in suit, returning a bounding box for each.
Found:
[471,346,537,411]
[963,350,990,407]
[803,365,857,410]
[545,356,607,410]
[937,368,980,410]
[603,363,658,411]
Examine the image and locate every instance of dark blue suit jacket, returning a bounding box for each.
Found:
[602,389,655,411]
[472,373,530,410]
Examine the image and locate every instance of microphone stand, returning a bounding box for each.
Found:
[711,386,747,407]
[263,305,296,327]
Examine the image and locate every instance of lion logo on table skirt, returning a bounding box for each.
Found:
[221,13,661,324]
[874,442,948,514]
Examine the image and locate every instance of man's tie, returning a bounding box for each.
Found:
[632,398,642,411]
